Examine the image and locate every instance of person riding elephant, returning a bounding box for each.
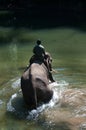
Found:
[28,40,55,82]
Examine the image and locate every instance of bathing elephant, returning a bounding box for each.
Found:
[21,52,54,110]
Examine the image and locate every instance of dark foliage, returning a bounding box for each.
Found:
[0,0,86,30]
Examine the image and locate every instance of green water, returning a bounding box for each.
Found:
[0,28,86,130]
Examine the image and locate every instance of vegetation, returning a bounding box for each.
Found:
[0,1,86,30]
[0,0,86,11]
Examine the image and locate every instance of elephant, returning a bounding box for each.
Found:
[21,52,54,110]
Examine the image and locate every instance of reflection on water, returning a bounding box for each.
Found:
[9,41,18,65]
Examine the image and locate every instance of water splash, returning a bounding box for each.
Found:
[7,93,17,112]
[7,80,69,120]
[11,78,20,89]
[80,123,86,130]
[0,100,3,106]
[27,87,59,120]
[27,81,69,120]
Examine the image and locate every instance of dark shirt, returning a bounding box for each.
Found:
[33,44,45,57]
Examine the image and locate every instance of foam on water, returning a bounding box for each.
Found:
[27,88,60,120]
[0,100,3,106]
[80,123,86,130]
[7,80,69,120]
[27,81,69,120]
[11,78,20,89]
[7,93,17,112]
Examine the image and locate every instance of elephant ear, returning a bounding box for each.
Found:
[46,58,49,70]
[48,57,52,71]
[44,52,52,71]
[45,55,51,71]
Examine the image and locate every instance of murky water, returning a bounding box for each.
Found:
[0,28,86,130]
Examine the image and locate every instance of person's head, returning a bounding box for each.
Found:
[36,39,41,45]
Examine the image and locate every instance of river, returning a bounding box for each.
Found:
[0,28,86,130]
